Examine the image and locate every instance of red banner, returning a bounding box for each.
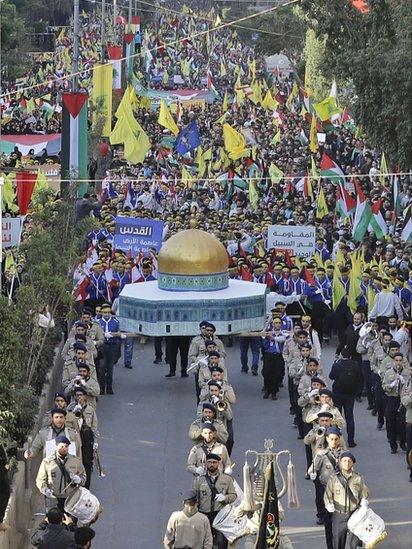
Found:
[16,172,37,215]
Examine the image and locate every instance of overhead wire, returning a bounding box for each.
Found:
[0,0,299,100]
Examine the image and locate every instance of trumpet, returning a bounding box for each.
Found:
[359,322,373,339]
[94,448,106,478]
[216,400,227,412]
[187,355,208,374]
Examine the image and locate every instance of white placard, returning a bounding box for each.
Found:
[2,217,22,248]
[267,225,316,259]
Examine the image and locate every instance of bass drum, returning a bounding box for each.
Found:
[64,487,102,525]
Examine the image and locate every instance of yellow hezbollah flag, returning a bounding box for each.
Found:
[348,255,362,313]
[222,91,228,112]
[249,179,259,210]
[1,172,18,213]
[110,90,151,165]
[223,123,246,160]
[196,147,206,178]
[158,100,179,136]
[92,64,113,137]
[262,90,279,111]
[332,264,346,310]
[309,115,318,153]
[316,186,329,219]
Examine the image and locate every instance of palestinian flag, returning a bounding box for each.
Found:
[300,88,315,115]
[391,175,402,221]
[207,69,219,98]
[369,200,388,239]
[320,152,346,185]
[61,92,88,196]
[336,183,356,219]
[352,179,372,241]
[400,205,412,243]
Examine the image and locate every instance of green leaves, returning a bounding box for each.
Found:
[300,0,412,168]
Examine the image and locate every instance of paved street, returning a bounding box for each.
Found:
[93,339,412,548]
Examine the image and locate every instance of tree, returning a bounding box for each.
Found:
[300,0,412,168]
[226,5,307,58]
[0,1,26,52]
[302,29,329,101]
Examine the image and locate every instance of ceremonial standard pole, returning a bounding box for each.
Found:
[73,0,80,92]
[101,0,106,61]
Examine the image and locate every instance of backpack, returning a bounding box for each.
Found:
[335,361,358,395]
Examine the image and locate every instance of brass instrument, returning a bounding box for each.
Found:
[93,448,106,478]
[187,354,208,374]
[216,400,227,412]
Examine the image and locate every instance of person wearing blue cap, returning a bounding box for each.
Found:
[163,490,213,549]
[310,426,344,546]
[36,435,86,511]
[324,452,370,549]
[25,408,82,461]
[41,392,77,431]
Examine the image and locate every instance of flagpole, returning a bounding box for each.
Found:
[73,0,80,92]
[101,0,106,61]
[0,177,4,293]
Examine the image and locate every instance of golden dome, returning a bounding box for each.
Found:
[158,229,229,275]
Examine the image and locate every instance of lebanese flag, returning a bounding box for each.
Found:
[73,274,90,302]
[107,45,123,90]
[369,200,388,239]
[240,266,253,281]
[320,152,346,186]
[302,266,315,286]
[335,183,356,219]
[352,179,372,241]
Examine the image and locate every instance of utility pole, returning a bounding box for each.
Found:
[113,0,117,26]
[128,0,133,25]
[101,0,106,61]
[73,0,80,91]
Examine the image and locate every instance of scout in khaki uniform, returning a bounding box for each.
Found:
[193,453,236,549]
[61,334,97,362]
[187,423,231,476]
[62,346,97,388]
[400,368,412,481]
[36,435,86,511]
[305,388,346,430]
[188,404,228,445]
[64,362,100,408]
[67,386,99,440]
[198,368,235,404]
[163,490,213,549]
[198,354,228,389]
[70,310,105,349]
[41,392,78,432]
[188,323,226,365]
[310,426,343,548]
[25,409,82,460]
[324,452,369,549]
[381,352,408,453]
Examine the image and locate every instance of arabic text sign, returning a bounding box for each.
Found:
[267,225,315,259]
[114,217,164,255]
[2,217,22,248]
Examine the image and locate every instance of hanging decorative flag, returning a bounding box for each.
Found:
[108,45,123,90]
[61,92,88,196]
[16,172,37,215]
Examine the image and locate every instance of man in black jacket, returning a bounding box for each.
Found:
[330,347,363,448]
[30,507,74,548]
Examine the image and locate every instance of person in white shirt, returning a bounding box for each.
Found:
[368,280,403,321]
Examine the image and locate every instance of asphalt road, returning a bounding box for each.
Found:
[92,338,412,548]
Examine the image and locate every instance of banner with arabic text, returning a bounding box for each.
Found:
[114,217,164,256]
